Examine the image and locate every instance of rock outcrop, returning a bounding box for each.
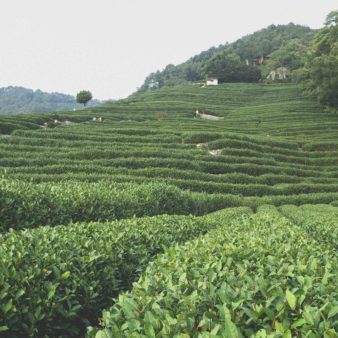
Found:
[267,67,290,81]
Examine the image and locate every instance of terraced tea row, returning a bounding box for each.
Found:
[1,84,338,138]
[0,83,337,337]
[91,205,338,337]
[1,122,337,201]
[0,207,250,337]
[1,179,337,232]
[1,84,337,240]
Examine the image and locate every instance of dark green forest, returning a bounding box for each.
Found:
[0,87,101,115]
[138,11,338,108]
[138,23,315,90]
[300,10,338,107]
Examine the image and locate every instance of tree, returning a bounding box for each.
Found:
[202,52,261,83]
[265,39,309,71]
[76,90,93,107]
[301,11,338,107]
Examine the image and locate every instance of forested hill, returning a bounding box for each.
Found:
[138,23,315,91]
[0,86,101,115]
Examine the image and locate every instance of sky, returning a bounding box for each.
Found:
[0,1,337,100]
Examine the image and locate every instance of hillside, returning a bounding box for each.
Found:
[1,83,337,194]
[0,86,101,115]
[0,83,337,337]
[138,23,315,91]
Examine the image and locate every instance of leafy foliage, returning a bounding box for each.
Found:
[0,208,250,337]
[301,11,338,107]
[0,179,233,232]
[202,53,261,83]
[264,39,310,78]
[0,73,337,338]
[1,177,338,233]
[76,90,93,106]
[91,206,338,337]
[0,84,337,229]
[138,23,314,91]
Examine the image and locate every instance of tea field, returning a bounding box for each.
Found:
[0,83,337,337]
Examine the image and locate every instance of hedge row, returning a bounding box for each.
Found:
[2,179,338,232]
[91,206,338,337]
[3,167,338,196]
[2,155,336,179]
[279,204,338,247]
[11,129,182,144]
[2,149,336,172]
[0,179,245,232]
[0,207,251,337]
[2,145,337,167]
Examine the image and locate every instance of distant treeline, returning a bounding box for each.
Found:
[0,86,101,115]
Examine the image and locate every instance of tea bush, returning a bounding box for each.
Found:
[0,207,252,336]
[91,206,338,337]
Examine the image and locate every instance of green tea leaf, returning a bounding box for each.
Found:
[2,299,12,314]
[60,271,71,280]
[328,306,338,319]
[291,318,306,328]
[286,289,297,310]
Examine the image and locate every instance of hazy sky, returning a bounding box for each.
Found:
[0,1,336,100]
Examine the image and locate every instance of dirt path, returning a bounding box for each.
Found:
[199,113,224,120]
[196,143,208,149]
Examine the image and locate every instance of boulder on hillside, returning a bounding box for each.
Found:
[267,67,290,81]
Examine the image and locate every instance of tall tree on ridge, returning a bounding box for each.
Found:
[302,11,338,108]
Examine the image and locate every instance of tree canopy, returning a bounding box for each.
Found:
[76,90,93,107]
[301,11,338,108]
[138,23,315,92]
[202,52,261,83]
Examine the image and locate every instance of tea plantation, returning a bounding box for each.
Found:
[0,83,337,337]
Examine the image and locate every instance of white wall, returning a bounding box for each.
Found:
[206,79,218,85]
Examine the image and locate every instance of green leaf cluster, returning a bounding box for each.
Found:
[92,205,338,337]
[0,207,250,336]
[76,90,93,107]
[301,11,338,107]
[0,179,225,232]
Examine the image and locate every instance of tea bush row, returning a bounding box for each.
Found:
[0,179,247,232]
[2,179,338,232]
[91,206,338,337]
[0,207,251,337]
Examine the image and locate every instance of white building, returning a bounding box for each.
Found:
[206,78,218,86]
